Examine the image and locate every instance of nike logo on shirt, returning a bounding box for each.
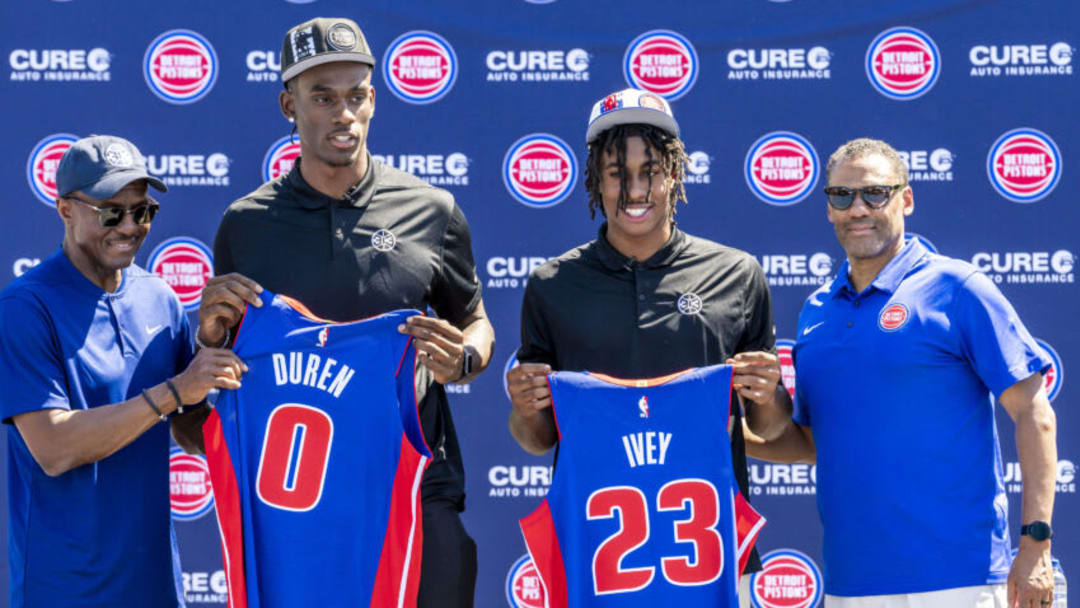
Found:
[146,324,164,336]
[802,321,824,336]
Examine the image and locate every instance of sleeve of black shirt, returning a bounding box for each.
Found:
[430,203,482,326]
[737,256,776,354]
[515,275,556,367]
[212,209,237,276]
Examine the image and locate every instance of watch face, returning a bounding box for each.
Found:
[1025,521,1052,541]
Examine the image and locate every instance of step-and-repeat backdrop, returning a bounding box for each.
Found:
[2,1,1076,606]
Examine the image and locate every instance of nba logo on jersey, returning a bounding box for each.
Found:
[317,327,328,347]
[638,396,649,418]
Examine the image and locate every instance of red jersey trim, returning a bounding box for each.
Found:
[520,499,569,608]
[370,435,429,608]
[202,408,249,608]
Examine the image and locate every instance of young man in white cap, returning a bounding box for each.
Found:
[0,135,247,608]
[507,89,795,605]
[198,17,494,607]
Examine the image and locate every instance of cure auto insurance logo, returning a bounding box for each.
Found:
[866,27,940,100]
[624,30,699,100]
[144,30,218,104]
[503,134,577,208]
[383,31,458,104]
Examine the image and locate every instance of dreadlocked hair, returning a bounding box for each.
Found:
[584,123,688,220]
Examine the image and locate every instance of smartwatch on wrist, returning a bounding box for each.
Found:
[1020,520,1053,542]
[459,345,478,380]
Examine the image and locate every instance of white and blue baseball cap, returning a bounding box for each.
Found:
[586,88,680,144]
[55,135,166,199]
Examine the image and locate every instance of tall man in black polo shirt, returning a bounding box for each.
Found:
[196,18,494,607]
[507,88,794,604]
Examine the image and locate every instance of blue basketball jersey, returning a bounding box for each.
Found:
[203,290,431,608]
[520,364,764,607]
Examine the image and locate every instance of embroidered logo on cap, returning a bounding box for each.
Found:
[103,143,134,168]
[326,23,357,51]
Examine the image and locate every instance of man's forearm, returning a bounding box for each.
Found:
[509,408,556,456]
[1016,402,1057,526]
[170,406,212,455]
[744,384,794,441]
[456,308,495,383]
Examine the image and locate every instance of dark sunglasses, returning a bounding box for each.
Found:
[65,197,160,227]
[823,184,904,210]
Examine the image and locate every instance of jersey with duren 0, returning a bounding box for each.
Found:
[203,289,431,608]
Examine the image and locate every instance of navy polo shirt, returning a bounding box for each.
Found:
[0,249,192,608]
[792,237,1050,597]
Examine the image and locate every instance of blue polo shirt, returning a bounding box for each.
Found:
[0,249,192,608]
[792,238,1050,597]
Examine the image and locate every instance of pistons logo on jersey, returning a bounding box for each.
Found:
[623,30,699,100]
[502,134,578,208]
[749,549,823,608]
[506,554,547,608]
[1036,338,1063,402]
[170,448,215,521]
[146,237,214,311]
[865,26,940,100]
[143,29,218,104]
[744,132,819,206]
[26,133,77,207]
[383,31,458,104]
[262,135,302,182]
[986,128,1062,203]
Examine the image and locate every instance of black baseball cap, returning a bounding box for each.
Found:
[281,17,376,84]
[55,135,167,200]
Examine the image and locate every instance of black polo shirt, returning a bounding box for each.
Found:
[517,223,775,572]
[213,155,481,509]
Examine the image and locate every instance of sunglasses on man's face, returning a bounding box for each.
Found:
[65,197,160,227]
[823,184,903,210]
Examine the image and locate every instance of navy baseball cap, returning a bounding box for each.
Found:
[281,18,376,84]
[586,88,680,144]
[55,135,166,200]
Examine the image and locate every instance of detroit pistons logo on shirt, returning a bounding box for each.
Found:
[383,31,457,104]
[750,549,823,608]
[745,132,820,206]
[623,30,699,100]
[503,133,578,208]
[262,135,302,182]
[1036,338,1063,402]
[878,303,910,332]
[169,447,215,521]
[143,30,218,104]
[776,339,796,399]
[26,133,76,207]
[147,237,214,311]
[505,554,547,608]
[866,27,940,100]
[986,128,1062,203]
[677,292,703,315]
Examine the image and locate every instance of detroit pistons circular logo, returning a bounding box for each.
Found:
[745,132,819,206]
[503,134,577,208]
[776,339,796,399]
[170,447,215,521]
[986,128,1061,203]
[505,554,547,608]
[26,133,77,207]
[623,30,699,100]
[147,237,214,311]
[1036,338,1063,402]
[865,27,940,100]
[750,549,823,608]
[262,135,302,182]
[383,31,457,104]
[878,303,909,332]
[143,30,218,104]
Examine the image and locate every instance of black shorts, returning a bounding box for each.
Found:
[418,499,477,608]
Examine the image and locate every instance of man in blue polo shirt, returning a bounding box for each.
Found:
[770,138,1058,607]
[0,135,247,608]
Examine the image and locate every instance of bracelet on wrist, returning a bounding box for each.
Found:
[195,328,231,350]
[164,379,185,415]
[141,390,166,422]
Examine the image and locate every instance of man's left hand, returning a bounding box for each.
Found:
[1008,541,1054,608]
[728,351,783,409]
[398,316,466,384]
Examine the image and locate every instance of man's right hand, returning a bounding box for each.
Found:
[506,363,557,455]
[171,348,248,405]
[197,273,263,347]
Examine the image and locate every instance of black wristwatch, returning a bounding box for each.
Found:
[1020,520,1053,542]
[459,345,478,380]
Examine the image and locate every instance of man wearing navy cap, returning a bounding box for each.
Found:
[776,137,1057,607]
[507,89,795,605]
[0,135,247,608]
[199,17,494,607]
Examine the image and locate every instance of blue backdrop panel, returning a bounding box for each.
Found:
[2,1,1075,607]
